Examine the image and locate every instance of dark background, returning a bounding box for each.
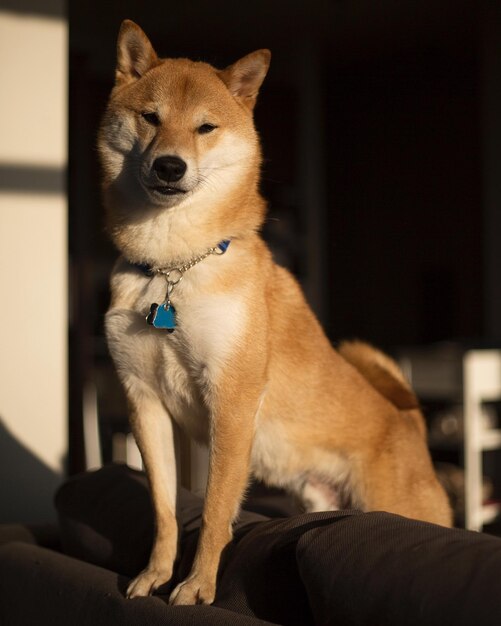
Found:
[67,0,501,471]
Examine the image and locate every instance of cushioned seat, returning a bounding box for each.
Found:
[2,463,501,625]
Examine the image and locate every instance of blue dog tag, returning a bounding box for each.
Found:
[146,302,176,331]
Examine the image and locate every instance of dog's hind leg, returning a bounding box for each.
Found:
[124,382,179,598]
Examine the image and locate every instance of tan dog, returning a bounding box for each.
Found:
[99,20,451,605]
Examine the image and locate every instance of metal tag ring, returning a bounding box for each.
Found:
[166,268,184,285]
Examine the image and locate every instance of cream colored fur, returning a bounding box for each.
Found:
[100,20,452,606]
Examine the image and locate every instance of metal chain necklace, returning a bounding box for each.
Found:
[144,240,230,331]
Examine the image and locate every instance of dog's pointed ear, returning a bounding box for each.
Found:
[219,50,271,110]
[115,20,159,85]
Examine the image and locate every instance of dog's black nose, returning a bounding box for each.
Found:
[152,156,187,183]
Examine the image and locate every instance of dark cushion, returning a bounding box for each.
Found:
[54,464,357,624]
[53,464,501,626]
[296,511,501,626]
[0,542,279,626]
[55,463,155,576]
[54,463,267,579]
[214,511,360,626]
[0,523,59,550]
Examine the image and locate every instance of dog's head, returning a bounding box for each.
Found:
[99,20,270,262]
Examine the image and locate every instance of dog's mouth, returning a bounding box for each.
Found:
[149,185,187,196]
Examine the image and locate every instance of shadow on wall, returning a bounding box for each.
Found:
[0,417,63,524]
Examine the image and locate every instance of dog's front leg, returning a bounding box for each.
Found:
[169,379,264,606]
[125,384,178,598]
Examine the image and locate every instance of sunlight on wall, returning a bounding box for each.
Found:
[0,12,66,167]
[0,8,67,520]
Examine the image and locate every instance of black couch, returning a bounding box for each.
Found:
[1,463,501,625]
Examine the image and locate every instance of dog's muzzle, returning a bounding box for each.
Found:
[149,155,188,196]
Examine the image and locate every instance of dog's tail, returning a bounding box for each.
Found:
[338,340,426,437]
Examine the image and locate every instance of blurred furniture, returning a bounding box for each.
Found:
[464,350,501,530]
[399,345,501,531]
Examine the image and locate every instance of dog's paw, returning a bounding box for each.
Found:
[126,565,172,598]
[169,574,216,606]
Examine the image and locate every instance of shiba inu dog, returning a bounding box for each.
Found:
[99,20,451,606]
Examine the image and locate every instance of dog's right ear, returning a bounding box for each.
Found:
[115,20,159,86]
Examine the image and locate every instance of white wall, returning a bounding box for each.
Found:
[0,7,67,522]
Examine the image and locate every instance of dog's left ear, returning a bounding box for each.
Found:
[115,20,159,85]
[219,50,271,111]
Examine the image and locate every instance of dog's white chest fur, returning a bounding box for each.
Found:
[105,263,246,444]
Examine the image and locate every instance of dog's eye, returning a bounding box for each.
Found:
[141,111,160,126]
[197,123,217,135]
